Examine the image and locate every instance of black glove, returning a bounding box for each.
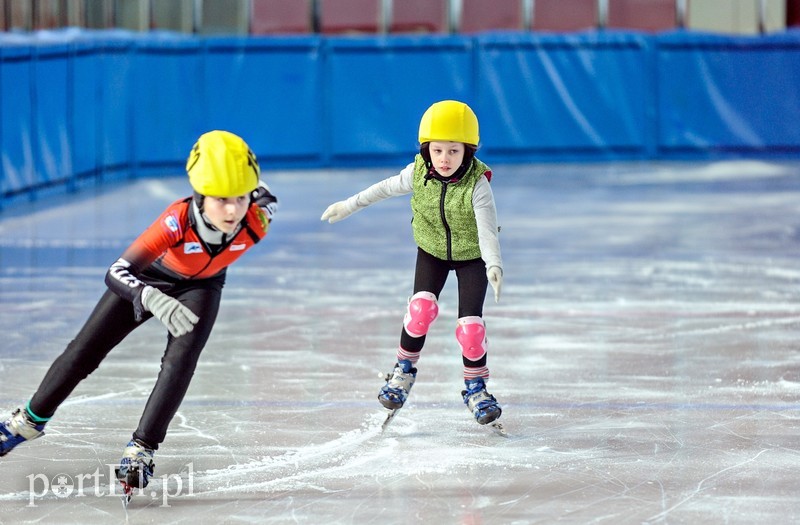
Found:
[251,182,278,219]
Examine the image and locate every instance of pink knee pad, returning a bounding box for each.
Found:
[403,291,439,337]
[456,316,487,360]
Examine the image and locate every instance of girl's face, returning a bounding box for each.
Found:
[203,195,250,234]
[428,141,465,177]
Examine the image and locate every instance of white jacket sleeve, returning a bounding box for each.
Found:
[345,163,415,210]
[321,164,415,223]
[472,176,503,272]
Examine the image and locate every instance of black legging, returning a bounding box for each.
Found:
[399,247,488,354]
[29,274,224,449]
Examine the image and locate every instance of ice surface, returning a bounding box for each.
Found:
[1,161,800,523]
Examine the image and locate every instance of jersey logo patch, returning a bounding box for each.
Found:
[229,243,246,252]
[164,214,180,233]
[184,242,203,254]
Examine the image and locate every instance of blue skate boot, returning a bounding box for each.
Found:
[379,359,417,410]
[116,439,155,490]
[462,377,502,425]
[0,407,46,456]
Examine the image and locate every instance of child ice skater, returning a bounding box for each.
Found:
[321,100,503,426]
[0,130,277,490]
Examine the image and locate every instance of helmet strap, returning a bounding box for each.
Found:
[450,146,476,181]
[193,191,205,213]
[420,143,432,167]
[191,198,226,247]
[191,195,244,249]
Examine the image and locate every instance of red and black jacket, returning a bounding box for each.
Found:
[105,197,270,317]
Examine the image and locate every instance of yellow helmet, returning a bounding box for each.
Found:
[186,130,260,197]
[418,100,479,146]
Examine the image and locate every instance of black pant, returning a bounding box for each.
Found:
[29,274,224,449]
[400,247,488,353]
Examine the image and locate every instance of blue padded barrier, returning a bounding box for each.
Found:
[71,37,100,181]
[475,31,654,161]
[2,29,800,207]
[131,32,203,176]
[203,36,324,168]
[94,32,135,181]
[324,35,473,166]
[34,40,72,188]
[656,30,800,156]
[1,38,35,200]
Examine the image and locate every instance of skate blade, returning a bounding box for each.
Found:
[121,481,133,500]
[118,480,133,517]
[488,421,508,437]
[381,408,399,432]
[115,467,135,503]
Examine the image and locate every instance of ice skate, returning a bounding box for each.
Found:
[0,407,46,456]
[379,359,417,410]
[115,439,155,492]
[462,377,502,425]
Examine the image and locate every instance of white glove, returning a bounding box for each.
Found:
[141,286,199,337]
[320,200,357,223]
[487,266,503,303]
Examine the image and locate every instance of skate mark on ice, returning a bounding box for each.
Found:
[645,448,772,522]
[192,417,393,495]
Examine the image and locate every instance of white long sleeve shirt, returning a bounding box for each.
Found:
[345,162,503,271]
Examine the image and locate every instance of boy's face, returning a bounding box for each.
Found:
[428,141,465,177]
[203,194,250,234]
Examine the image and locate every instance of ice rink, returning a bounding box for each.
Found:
[1,160,800,524]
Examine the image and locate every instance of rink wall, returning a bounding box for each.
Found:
[2,28,800,206]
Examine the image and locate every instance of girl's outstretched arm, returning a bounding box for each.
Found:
[321,163,414,223]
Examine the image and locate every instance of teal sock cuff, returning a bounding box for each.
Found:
[25,402,51,423]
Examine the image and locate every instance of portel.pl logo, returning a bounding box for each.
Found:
[26,463,194,507]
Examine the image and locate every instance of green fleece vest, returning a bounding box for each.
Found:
[410,154,490,261]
